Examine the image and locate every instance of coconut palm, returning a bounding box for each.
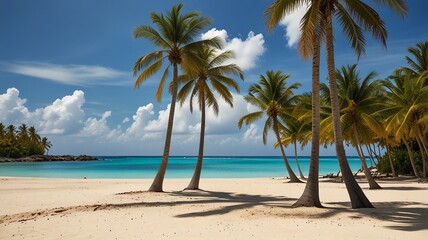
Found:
[178,47,244,190]
[132,3,220,192]
[265,0,324,207]
[238,70,302,182]
[379,73,428,177]
[334,64,383,189]
[398,41,428,82]
[279,116,311,179]
[40,137,52,155]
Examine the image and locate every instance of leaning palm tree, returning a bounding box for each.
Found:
[279,116,311,179]
[238,70,302,182]
[334,64,383,189]
[178,47,244,190]
[132,3,220,192]
[379,73,428,177]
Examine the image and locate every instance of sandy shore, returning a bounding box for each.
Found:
[0,177,427,240]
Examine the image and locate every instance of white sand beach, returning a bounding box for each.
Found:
[0,177,427,240]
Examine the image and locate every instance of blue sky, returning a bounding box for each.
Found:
[1,0,427,156]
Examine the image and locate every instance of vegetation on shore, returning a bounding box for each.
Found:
[0,123,51,158]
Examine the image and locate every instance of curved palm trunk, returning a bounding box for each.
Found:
[273,118,301,183]
[415,137,427,178]
[365,144,375,167]
[415,128,428,175]
[186,91,206,190]
[386,145,397,177]
[294,142,306,179]
[325,12,373,208]
[293,38,322,208]
[353,126,382,189]
[403,139,420,178]
[148,63,179,192]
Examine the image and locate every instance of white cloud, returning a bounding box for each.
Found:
[201,28,266,71]
[121,103,155,140]
[0,62,131,86]
[122,117,130,124]
[0,88,85,134]
[80,111,113,137]
[0,88,30,124]
[243,124,261,142]
[33,90,85,134]
[279,4,308,47]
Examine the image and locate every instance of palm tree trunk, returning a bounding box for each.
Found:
[415,136,427,178]
[293,37,322,208]
[186,90,206,190]
[353,126,382,189]
[386,145,397,177]
[148,63,179,192]
[273,118,301,183]
[403,139,420,178]
[365,144,375,167]
[294,142,306,179]
[325,11,373,208]
[415,128,428,174]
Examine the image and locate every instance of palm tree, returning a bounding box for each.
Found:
[132,3,219,192]
[398,41,428,82]
[238,70,302,183]
[334,64,383,189]
[379,73,428,177]
[40,137,52,155]
[18,124,30,156]
[178,47,244,190]
[279,116,310,179]
[265,0,324,207]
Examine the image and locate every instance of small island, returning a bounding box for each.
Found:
[0,155,98,163]
[0,123,97,163]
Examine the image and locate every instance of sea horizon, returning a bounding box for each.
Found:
[0,155,371,179]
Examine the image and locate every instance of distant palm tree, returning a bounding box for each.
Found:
[379,73,428,177]
[178,47,243,190]
[132,3,219,192]
[334,64,383,189]
[279,116,310,179]
[40,137,52,155]
[238,70,302,182]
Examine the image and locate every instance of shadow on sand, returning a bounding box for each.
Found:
[1,189,427,232]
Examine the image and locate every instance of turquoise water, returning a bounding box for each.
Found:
[0,156,370,179]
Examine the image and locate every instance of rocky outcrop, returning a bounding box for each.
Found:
[0,155,98,163]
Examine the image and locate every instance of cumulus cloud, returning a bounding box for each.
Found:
[0,88,85,134]
[279,4,308,47]
[0,62,131,86]
[0,88,30,124]
[80,111,113,137]
[243,124,261,142]
[201,28,266,70]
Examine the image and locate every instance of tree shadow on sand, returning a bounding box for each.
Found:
[319,201,428,232]
[2,189,427,233]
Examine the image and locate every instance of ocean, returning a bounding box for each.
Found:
[0,156,371,179]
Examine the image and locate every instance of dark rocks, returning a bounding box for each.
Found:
[0,155,98,163]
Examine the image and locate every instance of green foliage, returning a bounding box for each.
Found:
[377,145,423,175]
[0,123,52,158]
